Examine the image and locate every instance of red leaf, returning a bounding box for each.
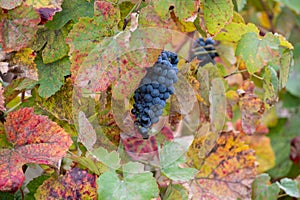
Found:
[290,136,300,164]
[0,108,72,192]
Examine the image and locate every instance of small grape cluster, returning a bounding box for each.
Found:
[132,51,179,139]
[191,37,218,66]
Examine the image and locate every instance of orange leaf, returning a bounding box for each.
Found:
[187,131,257,199]
[0,108,72,192]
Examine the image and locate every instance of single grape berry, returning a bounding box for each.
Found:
[131,50,179,139]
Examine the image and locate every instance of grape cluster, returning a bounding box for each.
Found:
[132,51,179,139]
[191,37,218,66]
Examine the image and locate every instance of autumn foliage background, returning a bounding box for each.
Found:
[0,0,300,199]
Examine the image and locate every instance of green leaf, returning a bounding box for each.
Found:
[42,23,72,64]
[263,65,279,108]
[159,140,197,181]
[161,165,198,181]
[0,191,14,200]
[97,164,159,200]
[277,178,300,198]
[233,0,247,12]
[252,173,280,200]
[279,49,293,90]
[267,114,300,179]
[25,175,49,200]
[35,55,70,98]
[236,32,280,74]
[69,154,108,176]
[286,44,300,97]
[45,0,95,30]
[163,184,188,200]
[91,147,121,170]
[275,0,300,14]
[203,0,234,35]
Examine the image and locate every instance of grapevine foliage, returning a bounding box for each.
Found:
[0,0,300,199]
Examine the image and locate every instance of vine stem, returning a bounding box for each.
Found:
[277,193,288,198]
[259,0,275,33]
[4,101,22,114]
[20,187,24,200]
[123,0,144,30]
[224,69,248,79]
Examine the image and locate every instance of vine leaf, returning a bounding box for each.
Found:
[242,133,275,173]
[0,108,72,192]
[45,0,95,30]
[0,0,22,9]
[35,168,97,199]
[3,78,25,104]
[276,0,300,15]
[252,173,280,200]
[10,48,38,80]
[236,32,280,74]
[25,174,49,199]
[188,131,257,199]
[203,0,234,35]
[78,111,97,151]
[163,184,189,200]
[121,135,158,161]
[267,113,300,179]
[214,22,259,43]
[239,81,265,134]
[66,0,120,81]
[97,162,159,200]
[42,23,72,64]
[25,0,63,10]
[276,178,300,198]
[209,78,226,133]
[35,55,70,98]
[0,4,40,52]
[160,141,198,181]
[91,147,121,170]
[152,0,197,20]
[0,84,5,111]
[36,78,73,123]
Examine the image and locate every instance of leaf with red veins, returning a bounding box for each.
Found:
[0,84,5,111]
[0,108,72,192]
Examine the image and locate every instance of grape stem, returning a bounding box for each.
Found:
[223,69,247,79]
[258,0,275,33]
[123,0,144,30]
